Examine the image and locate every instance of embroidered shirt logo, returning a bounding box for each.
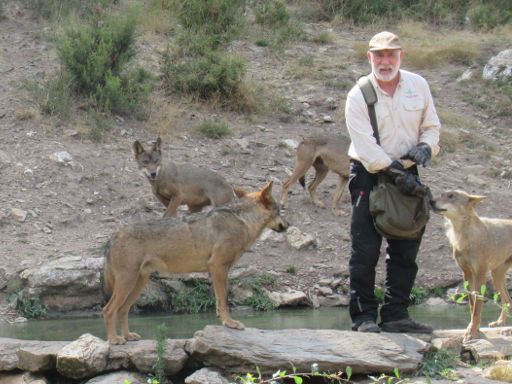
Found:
[405,87,418,99]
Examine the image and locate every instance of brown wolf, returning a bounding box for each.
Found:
[280,135,351,216]
[133,137,236,217]
[431,190,512,341]
[102,181,289,344]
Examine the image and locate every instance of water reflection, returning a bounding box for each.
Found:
[0,304,502,341]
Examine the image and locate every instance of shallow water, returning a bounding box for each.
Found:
[0,303,504,341]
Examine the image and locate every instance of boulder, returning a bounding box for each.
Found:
[17,341,68,372]
[83,371,148,384]
[483,49,512,81]
[56,333,109,379]
[184,367,229,384]
[109,339,188,376]
[186,326,429,375]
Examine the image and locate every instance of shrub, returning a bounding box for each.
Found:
[468,1,512,31]
[176,0,246,46]
[255,0,290,27]
[57,10,152,117]
[8,291,48,319]
[162,49,246,102]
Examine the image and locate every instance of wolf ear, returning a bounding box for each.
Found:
[233,186,246,198]
[153,137,162,152]
[133,141,145,156]
[260,181,274,206]
[468,194,487,207]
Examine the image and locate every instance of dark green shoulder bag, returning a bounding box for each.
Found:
[357,76,430,240]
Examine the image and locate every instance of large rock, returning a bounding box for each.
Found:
[184,367,229,384]
[483,49,512,81]
[108,339,189,376]
[186,326,429,375]
[17,341,68,372]
[20,254,103,311]
[0,339,43,371]
[56,334,109,379]
[84,371,148,384]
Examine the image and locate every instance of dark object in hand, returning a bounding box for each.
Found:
[401,143,432,167]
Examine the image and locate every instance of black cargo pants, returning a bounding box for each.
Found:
[348,160,423,328]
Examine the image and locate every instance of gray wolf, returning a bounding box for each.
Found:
[280,135,351,216]
[102,181,289,344]
[431,190,512,341]
[133,137,236,216]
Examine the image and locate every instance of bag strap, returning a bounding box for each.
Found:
[357,76,380,145]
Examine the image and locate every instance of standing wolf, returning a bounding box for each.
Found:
[133,137,236,216]
[102,181,289,344]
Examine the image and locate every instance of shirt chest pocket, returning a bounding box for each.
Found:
[403,98,425,112]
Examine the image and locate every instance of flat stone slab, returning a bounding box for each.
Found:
[186,326,429,375]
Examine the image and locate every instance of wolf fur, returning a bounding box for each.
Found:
[133,137,237,217]
[432,190,512,341]
[280,135,350,216]
[102,181,289,344]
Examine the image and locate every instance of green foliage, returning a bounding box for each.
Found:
[170,278,216,313]
[285,265,297,275]
[175,0,246,47]
[467,1,512,31]
[255,0,290,27]
[419,349,459,379]
[57,9,153,118]
[8,291,48,319]
[299,0,511,29]
[374,286,384,304]
[235,364,349,383]
[152,323,167,384]
[236,273,278,311]
[87,109,112,142]
[197,120,232,139]
[162,49,246,102]
[410,287,429,305]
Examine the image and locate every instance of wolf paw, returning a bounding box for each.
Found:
[125,332,141,341]
[109,336,127,345]
[489,320,506,328]
[223,319,245,330]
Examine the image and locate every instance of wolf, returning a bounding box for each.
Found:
[102,181,289,344]
[280,135,351,216]
[431,190,512,341]
[133,137,236,217]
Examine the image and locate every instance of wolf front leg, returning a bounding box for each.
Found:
[208,249,245,330]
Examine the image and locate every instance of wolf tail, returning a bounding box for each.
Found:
[101,238,114,301]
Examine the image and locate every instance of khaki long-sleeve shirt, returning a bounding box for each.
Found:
[345,70,441,173]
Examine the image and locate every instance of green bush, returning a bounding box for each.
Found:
[176,0,246,46]
[162,49,246,101]
[255,0,290,27]
[468,1,512,31]
[8,291,48,319]
[57,10,152,117]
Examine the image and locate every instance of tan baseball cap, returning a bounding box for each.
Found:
[368,31,401,51]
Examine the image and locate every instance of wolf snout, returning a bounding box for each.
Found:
[276,218,289,232]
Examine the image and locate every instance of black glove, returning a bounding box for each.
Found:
[382,160,405,180]
[401,143,432,167]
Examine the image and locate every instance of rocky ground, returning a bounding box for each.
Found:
[1,4,512,320]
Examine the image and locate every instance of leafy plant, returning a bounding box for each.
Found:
[26,71,73,121]
[418,349,459,379]
[410,287,429,305]
[152,323,167,384]
[170,278,216,313]
[255,0,290,27]
[235,364,351,383]
[8,291,48,319]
